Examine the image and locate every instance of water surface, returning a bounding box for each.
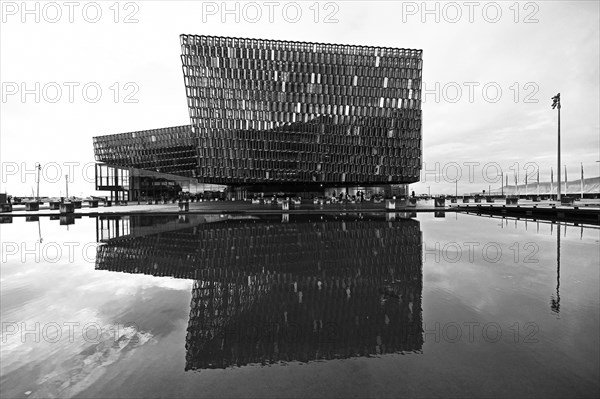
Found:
[1,212,598,398]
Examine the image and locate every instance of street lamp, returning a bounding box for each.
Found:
[551,93,561,200]
[35,162,42,202]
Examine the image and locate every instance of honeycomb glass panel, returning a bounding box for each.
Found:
[179,35,423,185]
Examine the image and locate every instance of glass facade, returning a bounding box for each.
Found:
[92,35,423,195]
[93,125,197,177]
[95,164,130,189]
[94,164,130,201]
[94,163,225,201]
[180,35,423,186]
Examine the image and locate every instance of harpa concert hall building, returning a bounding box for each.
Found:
[93,35,423,200]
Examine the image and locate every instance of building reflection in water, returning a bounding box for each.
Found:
[94,214,423,370]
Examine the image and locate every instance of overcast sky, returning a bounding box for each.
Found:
[1,0,598,196]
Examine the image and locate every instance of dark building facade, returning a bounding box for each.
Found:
[93,126,225,201]
[94,35,423,198]
[93,125,197,177]
[94,214,424,370]
[181,35,422,196]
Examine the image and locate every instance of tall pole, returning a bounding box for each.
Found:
[35,162,41,202]
[501,171,504,197]
[65,174,69,198]
[564,164,567,196]
[558,101,561,200]
[552,93,561,201]
[550,167,554,197]
[580,163,584,199]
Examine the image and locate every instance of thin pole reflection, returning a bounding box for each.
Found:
[37,219,43,243]
[551,222,561,316]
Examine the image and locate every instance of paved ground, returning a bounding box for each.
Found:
[3,198,599,217]
[450,198,600,208]
[5,200,412,216]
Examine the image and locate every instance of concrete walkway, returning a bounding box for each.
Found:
[2,198,598,218]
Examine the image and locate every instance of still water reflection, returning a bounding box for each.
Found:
[96,214,423,371]
[1,213,598,398]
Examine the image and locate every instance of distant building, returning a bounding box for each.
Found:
[94,35,423,199]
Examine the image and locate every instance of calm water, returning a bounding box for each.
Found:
[1,212,598,398]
